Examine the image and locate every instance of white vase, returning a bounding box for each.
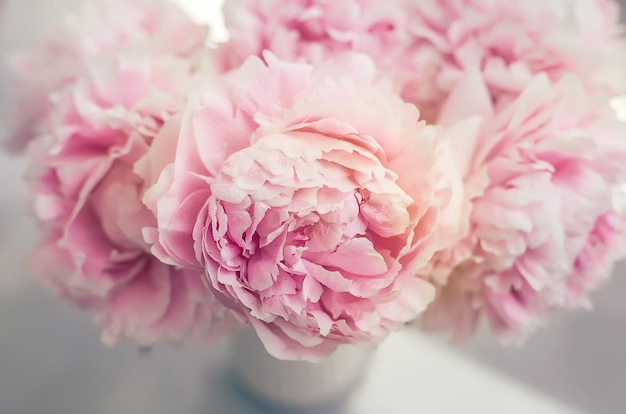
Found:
[231,329,374,410]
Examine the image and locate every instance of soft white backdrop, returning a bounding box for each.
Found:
[0,1,625,413]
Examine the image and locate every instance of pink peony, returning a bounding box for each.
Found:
[5,0,209,152]
[30,54,236,347]
[220,0,410,68]
[218,0,430,111]
[406,0,626,118]
[422,72,626,340]
[142,52,465,360]
[218,0,625,123]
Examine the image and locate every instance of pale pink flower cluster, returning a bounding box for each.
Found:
[422,73,626,339]
[406,0,626,116]
[5,0,626,359]
[6,0,208,152]
[19,1,235,347]
[219,0,410,69]
[139,52,470,359]
[221,0,626,121]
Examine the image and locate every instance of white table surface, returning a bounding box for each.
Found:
[0,281,581,414]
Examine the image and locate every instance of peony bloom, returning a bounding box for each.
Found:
[405,0,626,119]
[31,54,236,347]
[218,0,625,123]
[219,0,410,67]
[142,52,465,360]
[5,0,209,152]
[218,0,429,111]
[422,72,626,340]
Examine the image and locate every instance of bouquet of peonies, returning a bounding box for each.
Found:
[5,0,626,361]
